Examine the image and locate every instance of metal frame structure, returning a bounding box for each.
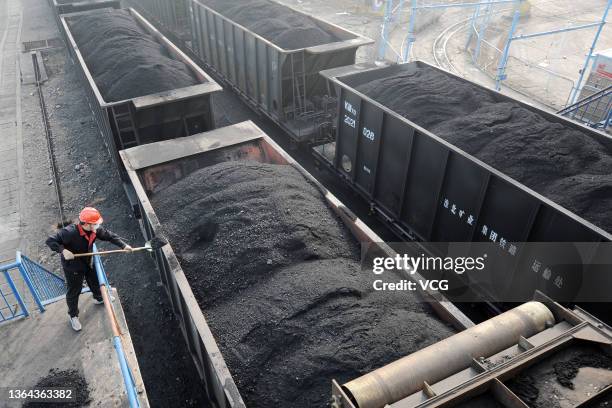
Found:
[378,0,612,107]
[495,0,612,97]
[376,0,517,63]
[558,84,612,129]
[331,291,612,407]
[0,253,66,323]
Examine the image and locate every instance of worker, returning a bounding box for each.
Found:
[46,207,132,332]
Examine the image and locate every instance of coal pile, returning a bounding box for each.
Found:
[23,368,91,407]
[202,0,342,49]
[507,344,612,408]
[67,9,199,102]
[152,161,454,407]
[355,66,612,233]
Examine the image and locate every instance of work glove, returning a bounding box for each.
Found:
[124,245,133,252]
[62,249,75,260]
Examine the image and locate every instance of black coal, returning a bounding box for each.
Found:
[152,161,454,407]
[355,66,612,233]
[202,0,342,49]
[68,9,199,102]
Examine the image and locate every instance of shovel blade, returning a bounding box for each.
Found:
[147,236,168,250]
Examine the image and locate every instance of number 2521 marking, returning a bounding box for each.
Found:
[344,115,356,128]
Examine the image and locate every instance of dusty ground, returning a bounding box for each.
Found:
[281,0,612,109]
[19,45,205,407]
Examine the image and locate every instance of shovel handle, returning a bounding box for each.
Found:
[73,246,147,258]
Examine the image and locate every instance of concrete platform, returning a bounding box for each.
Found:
[0,0,24,263]
[0,288,149,407]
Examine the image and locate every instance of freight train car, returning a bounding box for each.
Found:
[59,7,222,178]
[124,0,192,42]
[50,0,120,32]
[119,120,474,408]
[130,0,373,144]
[333,293,612,408]
[186,0,372,144]
[315,62,612,306]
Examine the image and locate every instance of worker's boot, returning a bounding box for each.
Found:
[93,295,115,304]
[69,316,82,332]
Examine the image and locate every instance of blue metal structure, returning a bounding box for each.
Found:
[495,0,612,92]
[0,261,29,322]
[568,0,612,104]
[378,0,395,61]
[0,253,66,323]
[558,84,612,129]
[465,0,496,65]
[92,244,141,408]
[375,0,518,63]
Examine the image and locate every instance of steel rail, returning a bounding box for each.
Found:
[32,52,66,226]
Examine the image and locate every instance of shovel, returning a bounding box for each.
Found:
[73,236,168,258]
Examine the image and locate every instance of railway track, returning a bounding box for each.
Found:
[432,16,472,74]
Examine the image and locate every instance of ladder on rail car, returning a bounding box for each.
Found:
[112,105,141,149]
[291,52,307,116]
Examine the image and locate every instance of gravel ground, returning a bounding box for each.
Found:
[20,46,205,407]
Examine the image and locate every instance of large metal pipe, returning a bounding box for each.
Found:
[343,301,554,408]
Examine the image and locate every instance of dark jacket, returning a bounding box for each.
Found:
[46,223,127,272]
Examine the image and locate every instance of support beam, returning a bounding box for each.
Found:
[495,0,522,90]
[401,0,417,62]
[401,0,518,63]
[511,21,602,42]
[378,0,394,62]
[569,0,612,104]
[416,0,516,9]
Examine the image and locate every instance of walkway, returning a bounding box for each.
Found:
[0,288,149,407]
[0,0,23,263]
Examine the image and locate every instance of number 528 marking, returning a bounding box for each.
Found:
[362,127,375,141]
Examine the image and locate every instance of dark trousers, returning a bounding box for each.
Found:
[64,267,102,317]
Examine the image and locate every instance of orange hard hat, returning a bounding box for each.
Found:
[79,207,103,224]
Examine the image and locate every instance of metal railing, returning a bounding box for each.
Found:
[558,84,612,129]
[1,248,141,405]
[0,253,66,323]
[92,244,141,408]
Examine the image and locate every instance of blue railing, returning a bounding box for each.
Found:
[558,85,612,130]
[19,253,67,305]
[0,260,29,322]
[92,244,141,408]
[0,253,66,323]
